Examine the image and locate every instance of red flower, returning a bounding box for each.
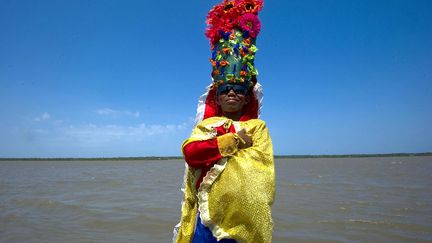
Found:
[206,0,264,46]
[236,0,263,14]
[206,2,238,45]
[224,1,235,13]
[238,13,261,38]
[220,60,230,67]
[243,38,251,46]
[206,27,221,46]
[209,58,217,67]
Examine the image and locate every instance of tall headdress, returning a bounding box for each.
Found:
[195,0,265,123]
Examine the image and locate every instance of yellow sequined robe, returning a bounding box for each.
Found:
[174,117,275,243]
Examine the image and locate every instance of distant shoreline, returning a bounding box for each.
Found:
[0,152,431,161]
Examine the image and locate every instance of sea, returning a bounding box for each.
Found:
[0,156,431,242]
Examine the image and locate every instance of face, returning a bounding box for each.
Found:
[216,85,250,114]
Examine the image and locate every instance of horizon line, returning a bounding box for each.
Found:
[1,152,431,161]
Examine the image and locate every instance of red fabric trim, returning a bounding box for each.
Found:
[184,139,222,189]
[183,123,237,188]
[203,88,220,120]
[183,139,222,168]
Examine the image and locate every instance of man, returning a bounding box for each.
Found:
[173,1,274,242]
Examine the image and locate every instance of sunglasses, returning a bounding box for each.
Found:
[216,84,249,96]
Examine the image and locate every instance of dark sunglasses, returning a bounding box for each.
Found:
[216,84,248,96]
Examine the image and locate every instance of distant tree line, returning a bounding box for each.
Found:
[1,152,431,161]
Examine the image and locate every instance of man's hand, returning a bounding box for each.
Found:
[236,129,252,149]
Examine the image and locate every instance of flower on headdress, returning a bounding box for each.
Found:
[210,59,217,67]
[220,60,230,67]
[224,1,235,12]
[206,4,225,26]
[206,1,240,45]
[242,46,249,54]
[238,13,261,38]
[240,48,246,57]
[237,0,264,14]
[243,37,251,46]
[206,0,264,46]
[206,28,221,47]
[226,74,235,82]
[249,44,258,54]
[222,47,231,54]
[205,4,225,45]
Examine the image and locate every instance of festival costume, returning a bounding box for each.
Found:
[173,1,274,242]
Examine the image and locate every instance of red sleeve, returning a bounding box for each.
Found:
[183,138,222,168]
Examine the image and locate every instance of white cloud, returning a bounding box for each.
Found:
[64,122,188,143]
[34,112,51,122]
[2,110,194,157]
[53,120,63,125]
[96,108,140,118]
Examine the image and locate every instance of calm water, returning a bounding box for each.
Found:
[0,157,431,242]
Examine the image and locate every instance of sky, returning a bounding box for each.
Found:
[0,0,431,158]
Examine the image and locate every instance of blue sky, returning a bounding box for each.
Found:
[1,0,431,158]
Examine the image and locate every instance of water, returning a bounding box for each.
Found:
[0,157,431,242]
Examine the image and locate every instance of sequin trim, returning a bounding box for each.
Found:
[197,157,230,240]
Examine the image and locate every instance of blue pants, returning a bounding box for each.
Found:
[192,215,236,243]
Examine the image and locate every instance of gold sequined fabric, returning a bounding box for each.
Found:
[174,117,275,243]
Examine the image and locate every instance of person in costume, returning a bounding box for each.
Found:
[173,0,274,242]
